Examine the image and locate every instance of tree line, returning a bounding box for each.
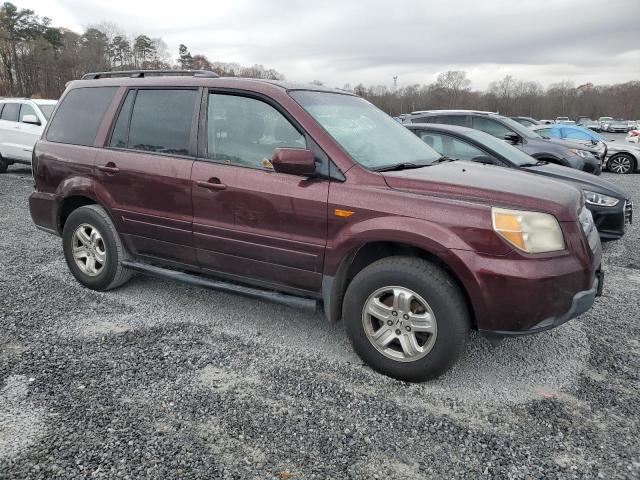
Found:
[352,72,640,120]
[0,2,637,120]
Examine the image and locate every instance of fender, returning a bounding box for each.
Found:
[321,215,508,323]
[324,214,508,276]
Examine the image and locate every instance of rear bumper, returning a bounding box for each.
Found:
[29,191,59,235]
[480,270,603,337]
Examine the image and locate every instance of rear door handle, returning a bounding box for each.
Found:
[98,164,120,174]
[196,179,226,191]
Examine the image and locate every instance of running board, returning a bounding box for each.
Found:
[121,260,319,311]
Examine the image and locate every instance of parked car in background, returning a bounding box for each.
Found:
[531,124,607,161]
[539,119,554,124]
[406,123,631,241]
[627,129,640,144]
[603,118,631,133]
[577,118,602,131]
[0,98,57,173]
[532,124,640,175]
[555,116,571,123]
[598,117,613,131]
[29,70,604,382]
[403,110,602,174]
[510,116,541,127]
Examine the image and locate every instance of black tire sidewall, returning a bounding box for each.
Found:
[344,260,468,382]
[62,207,120,290]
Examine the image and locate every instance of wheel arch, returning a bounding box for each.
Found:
[322,240,477,328]
[57,195,98,233]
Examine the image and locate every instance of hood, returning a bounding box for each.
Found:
[543,137,600,153]
[523,163,627,199]
[381,161,582,221]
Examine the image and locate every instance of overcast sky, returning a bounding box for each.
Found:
[16,0,640,89]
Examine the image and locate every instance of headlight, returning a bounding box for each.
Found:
[569,148,596,159]
[492,207,565,253]
[584,190,619,207]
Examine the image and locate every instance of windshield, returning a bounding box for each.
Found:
[465,130,539,166]
[289,91,440,169]
[38,104,55,120]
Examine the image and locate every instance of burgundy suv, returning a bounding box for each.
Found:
[29,70,603,381]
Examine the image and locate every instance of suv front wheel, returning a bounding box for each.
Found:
[344,256,469,382]
[62,205,132,291]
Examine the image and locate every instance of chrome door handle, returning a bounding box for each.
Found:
[98,165,120,174]
[196,179,226,191]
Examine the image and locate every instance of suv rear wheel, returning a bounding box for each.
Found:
[62,205,132,291]
[343,256,469,382]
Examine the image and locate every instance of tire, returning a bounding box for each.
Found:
[343,256,470,382]
[0,157,8,174]
[62,204,132,291]
[607,154,635,174]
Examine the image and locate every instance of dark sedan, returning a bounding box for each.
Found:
[403,110,602,174]
[406,123,632,241]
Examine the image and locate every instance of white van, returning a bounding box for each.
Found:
[0,98,57,173]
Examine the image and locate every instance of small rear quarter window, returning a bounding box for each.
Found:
[46,87,117,146]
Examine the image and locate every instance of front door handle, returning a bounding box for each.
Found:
[196,179,226,191]
[98,163,120,174]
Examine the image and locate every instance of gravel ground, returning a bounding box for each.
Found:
[1,166,639,479]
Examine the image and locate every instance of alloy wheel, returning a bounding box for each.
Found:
[71,223,106,276]
[362,286,437,362]
[608,155,633,174]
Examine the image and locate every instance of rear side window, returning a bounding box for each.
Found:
[1,103,20,121]
[111,89,197,156]
[47,87,116,146]
[440,115,467,127]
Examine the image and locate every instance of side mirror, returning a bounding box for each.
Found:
[504,132,520,145]
[471,155,496,165]
[22,114,40,125]
[272,148,316,176]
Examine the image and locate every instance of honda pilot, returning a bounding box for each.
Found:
[29,71,603,381]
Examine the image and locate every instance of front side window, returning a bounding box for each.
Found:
[448,136,488,161]
[207,93,306,169]
[47,87,116,146]
[472,116,513,139]
[1,103,20,122]
[291,91,440,170]
[125,89,197,155]
[19,104,38,122]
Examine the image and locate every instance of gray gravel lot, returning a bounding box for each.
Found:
[1,166,639,479]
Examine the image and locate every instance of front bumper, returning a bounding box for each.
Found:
[590,199,632,241]
[480,270,603,337]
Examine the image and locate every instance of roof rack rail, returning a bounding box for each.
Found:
[81,69,219,80]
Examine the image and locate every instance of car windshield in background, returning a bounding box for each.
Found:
[38,104,55,120]
[465,130,539,166]
[289,91,440,170]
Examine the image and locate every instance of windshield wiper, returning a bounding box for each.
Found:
[521,160,548,167]
[432,156,458,164]
[373,162,431,172]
